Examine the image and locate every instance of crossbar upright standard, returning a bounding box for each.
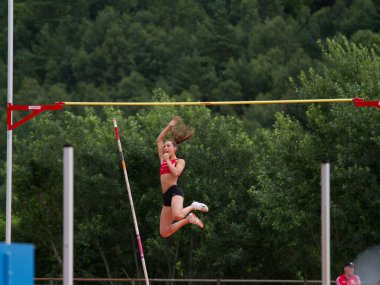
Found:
[63,145,74,285]
[113,118,150,285]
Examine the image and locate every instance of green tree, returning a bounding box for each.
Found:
[250,112,322,278]
[4,0,380,280]
[295,37,380,276]
[12,90,259,279]
[250,37,380,279]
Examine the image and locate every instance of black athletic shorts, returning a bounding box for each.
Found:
[163,185,184,206]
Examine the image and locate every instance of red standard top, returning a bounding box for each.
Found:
[160,159,181,176]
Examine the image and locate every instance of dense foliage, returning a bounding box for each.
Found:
[1,0,380,281]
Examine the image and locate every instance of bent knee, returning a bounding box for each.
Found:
[173,214,185,221]
[160,229,171,238]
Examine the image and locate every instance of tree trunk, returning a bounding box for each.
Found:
[98,242,114,285]
[50,239,62,265]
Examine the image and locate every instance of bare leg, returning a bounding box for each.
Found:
[159,196,204,238]
[160,206,190,238]
[171,196,193,220]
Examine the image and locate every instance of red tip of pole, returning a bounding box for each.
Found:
[114,127,120,140]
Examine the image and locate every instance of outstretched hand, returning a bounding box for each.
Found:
[168,116,180,127]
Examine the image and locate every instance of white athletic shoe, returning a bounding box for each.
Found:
[188,213,204,229]
[192,201,209,212]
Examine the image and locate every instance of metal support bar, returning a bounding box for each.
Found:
[321,162,330,285]
[63,145,74,285]
[6,0,14,245]
[7,102,64,130]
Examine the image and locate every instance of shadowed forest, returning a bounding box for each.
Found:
[1,0,380,281]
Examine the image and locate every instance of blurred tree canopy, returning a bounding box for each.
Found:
[1,0,379,122]
[1,0,380,281]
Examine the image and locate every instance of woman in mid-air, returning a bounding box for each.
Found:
[157,116,208,238]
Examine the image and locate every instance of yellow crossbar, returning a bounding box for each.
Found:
[63,98,354,106]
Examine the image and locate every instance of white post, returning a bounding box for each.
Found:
[5,0,14,244]
[321,161,330,285]
[64,145,74,285]
[5,133,13,244]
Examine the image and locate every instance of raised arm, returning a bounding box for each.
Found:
[156,116,179,159]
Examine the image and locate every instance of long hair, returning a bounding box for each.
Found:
[170,123,193,147]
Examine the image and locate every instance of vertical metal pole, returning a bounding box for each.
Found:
[64,145,74,285]
[321,161,330,285]
[6,131,13,243]
[5,0,14,244]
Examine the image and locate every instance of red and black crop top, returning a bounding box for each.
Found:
[160,159,180,176]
